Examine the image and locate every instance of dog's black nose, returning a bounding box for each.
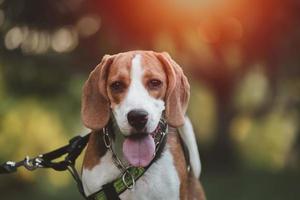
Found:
[127,109,148,130]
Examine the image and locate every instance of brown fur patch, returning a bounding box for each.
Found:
[168,127,206,200]
[82,131,107,170]
[168,127,188,199]
[141,53,167,100]
[107,53,132,107]
[156,52,190,127]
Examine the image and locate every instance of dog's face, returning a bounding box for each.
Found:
[82,50,190,133]
[81,51,190,166]
[107,54,167,135]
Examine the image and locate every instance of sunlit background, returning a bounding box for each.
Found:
[0,0,299,199]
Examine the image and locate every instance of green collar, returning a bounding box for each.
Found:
[88,167,145,200]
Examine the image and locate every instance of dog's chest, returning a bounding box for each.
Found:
[82,147,180,200]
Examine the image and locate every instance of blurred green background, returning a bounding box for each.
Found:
[0,0,299,199]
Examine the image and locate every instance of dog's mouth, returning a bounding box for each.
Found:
[122,127,160,167]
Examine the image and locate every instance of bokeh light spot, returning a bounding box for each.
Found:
[4,26,24,50]
[76,15,101,38]
[34,31,51,54]
[21,30,40,54]
[234,66,269,111]
[51,27,78,53]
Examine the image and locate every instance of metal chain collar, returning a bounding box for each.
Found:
[102,119,168,190]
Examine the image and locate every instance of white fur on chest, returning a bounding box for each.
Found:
[82,147,180,200]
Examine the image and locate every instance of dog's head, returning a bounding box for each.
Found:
[81,51,190,166]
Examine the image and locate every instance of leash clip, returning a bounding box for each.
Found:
[23,156,43,171]
[2,161,17,173]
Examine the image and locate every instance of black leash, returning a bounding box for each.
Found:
[0,133,90,199]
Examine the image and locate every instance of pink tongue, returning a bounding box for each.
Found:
[123,135,155,167]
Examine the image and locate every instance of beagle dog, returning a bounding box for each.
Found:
[81,51,206,200]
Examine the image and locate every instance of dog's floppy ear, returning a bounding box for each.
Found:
[156,52,190,127]
[81,55,114,130]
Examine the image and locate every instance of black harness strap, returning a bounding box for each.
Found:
[102,183,121,200]
[42,135,90,170]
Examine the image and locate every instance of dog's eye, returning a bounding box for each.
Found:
[110,81,125,92]
[148,79,162,89]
